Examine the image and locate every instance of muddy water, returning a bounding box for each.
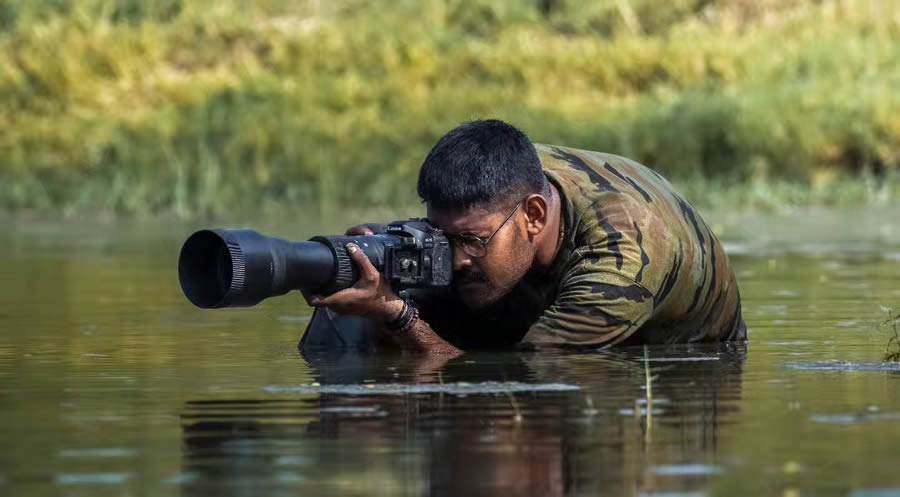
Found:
[1,210,899,496]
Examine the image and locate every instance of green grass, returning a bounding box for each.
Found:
[1,0,899,216]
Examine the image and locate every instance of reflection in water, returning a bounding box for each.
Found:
[180,345,746,496]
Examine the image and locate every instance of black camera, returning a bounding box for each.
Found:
[178,219,453,309]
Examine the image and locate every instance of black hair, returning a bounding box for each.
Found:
[417,119,547,211]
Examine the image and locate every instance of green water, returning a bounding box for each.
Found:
[1,210,900,497]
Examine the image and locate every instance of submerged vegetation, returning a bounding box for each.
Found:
[881,307,900,362]
[1,0,899,216]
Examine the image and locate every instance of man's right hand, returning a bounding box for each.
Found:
[298,224,380,306]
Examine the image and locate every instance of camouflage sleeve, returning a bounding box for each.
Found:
[521,246,655,347]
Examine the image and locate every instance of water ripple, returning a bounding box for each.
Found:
[642,357,720,362]
[57,473,133,485]
[783,361,900,372]
[263,382,580,395]
[648,464,724,476]
[811,412,900,424]
[59,448,137,458]
[639,493,706,497]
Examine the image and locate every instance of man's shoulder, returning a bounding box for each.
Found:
[534,143,621,162]
[535,144,693,293]
[534,144,655,175]
[535,144,678,245]
[534,144,676,207]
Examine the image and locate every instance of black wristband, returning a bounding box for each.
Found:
[385,298,418,333]
[401,304,419,334]
[385,299,408,329]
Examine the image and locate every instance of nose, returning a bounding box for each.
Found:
[452,246,474,272]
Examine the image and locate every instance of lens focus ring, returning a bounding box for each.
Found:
[331,244,355,292]
[309,235,358,294]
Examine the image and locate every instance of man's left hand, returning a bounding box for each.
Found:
[308,243,404,322]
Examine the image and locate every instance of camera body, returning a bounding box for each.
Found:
[310,218,453,294]
[383,218,453,288]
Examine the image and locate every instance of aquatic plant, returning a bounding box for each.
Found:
[880,306,900,362]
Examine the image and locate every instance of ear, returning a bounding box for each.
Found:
[522,193,548,236]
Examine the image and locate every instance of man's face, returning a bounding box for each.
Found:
[428,202,536,310]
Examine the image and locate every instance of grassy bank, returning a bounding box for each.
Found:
[1,0,899,216]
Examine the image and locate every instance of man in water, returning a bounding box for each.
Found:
[309,120,746,355]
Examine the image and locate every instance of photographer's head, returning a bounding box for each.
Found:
[419,120,557,310]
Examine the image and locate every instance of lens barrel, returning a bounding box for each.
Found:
[178,229,337,308]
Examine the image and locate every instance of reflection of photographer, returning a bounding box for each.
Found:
[178,353,573,497]
[178,345,747,496]
[180,120,747,355]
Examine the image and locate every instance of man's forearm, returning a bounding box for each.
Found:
[379,317,463,357]
[375,298,462,356]
[405,318,463,356]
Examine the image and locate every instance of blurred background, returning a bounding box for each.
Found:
[3,3,900,495]
[1,0,898,218]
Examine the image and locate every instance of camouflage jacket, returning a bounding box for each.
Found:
[414,144,747,349]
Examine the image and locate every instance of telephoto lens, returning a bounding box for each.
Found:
[177,220,452,309]
[178,229,342,308]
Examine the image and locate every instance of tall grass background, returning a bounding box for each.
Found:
[1,0,898,217]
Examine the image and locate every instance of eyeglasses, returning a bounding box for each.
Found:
[447,199,524,258]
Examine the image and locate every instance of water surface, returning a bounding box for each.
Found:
[1,211,899,496]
